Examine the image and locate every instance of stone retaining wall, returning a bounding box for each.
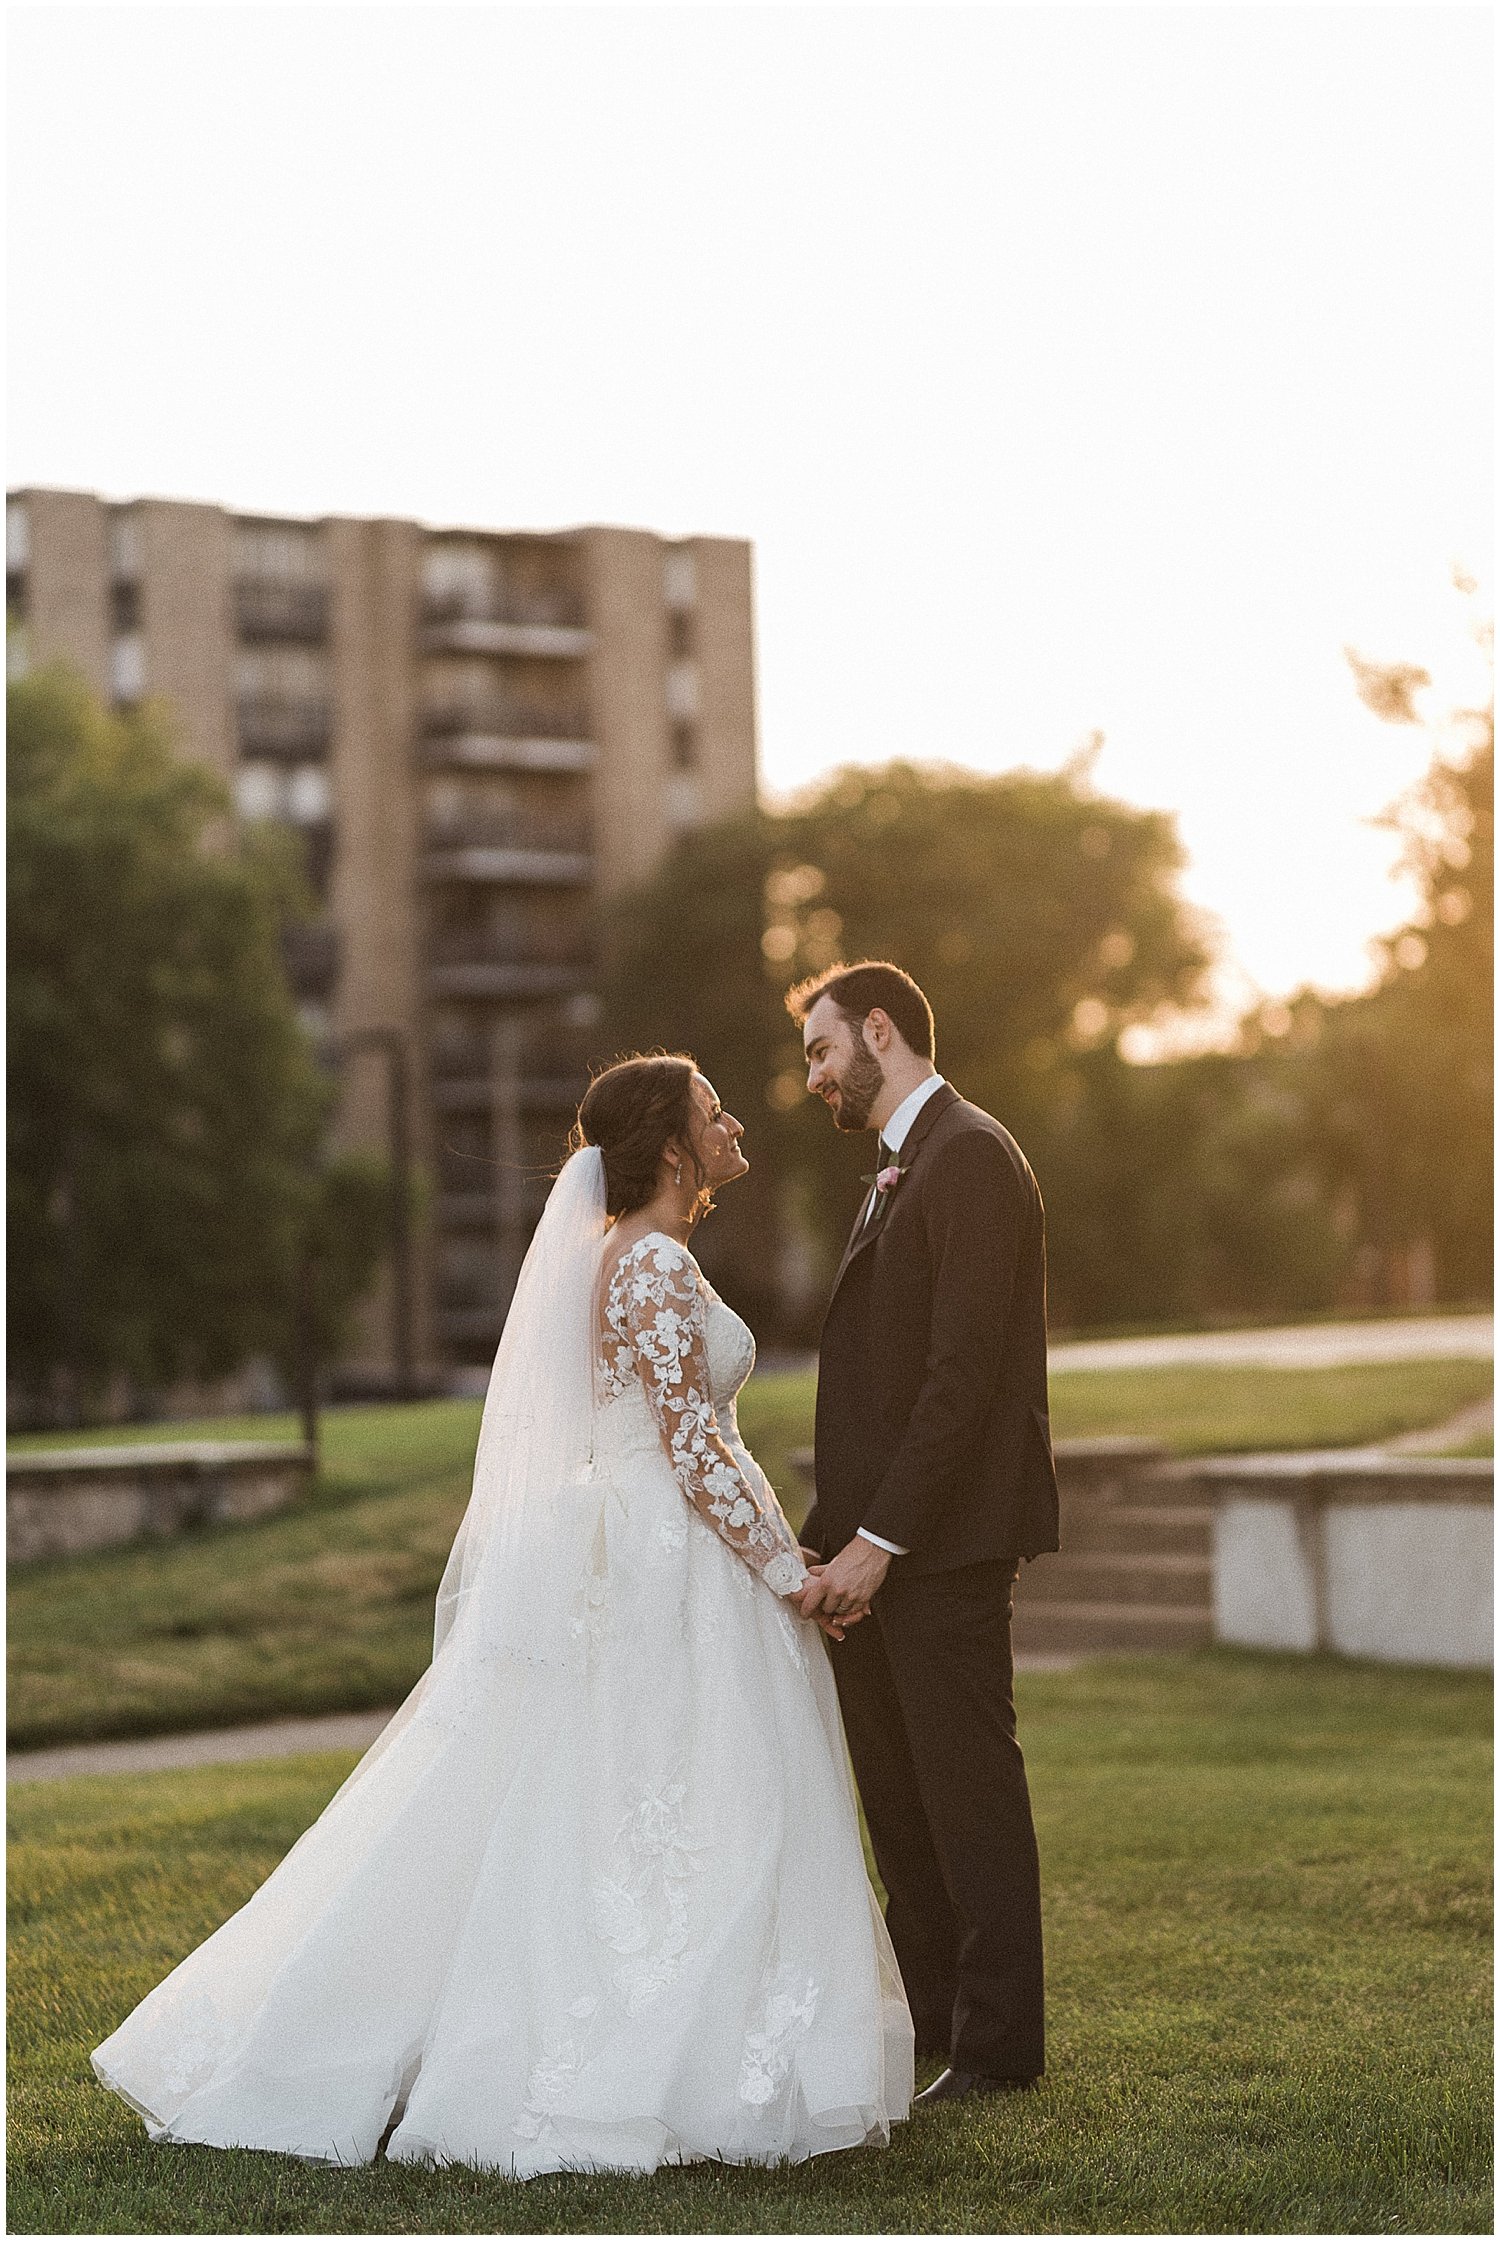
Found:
[1163,1452,1493,1669]
[6,1441,317,1565]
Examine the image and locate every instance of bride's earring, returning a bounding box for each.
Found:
[675,1163,683,1186]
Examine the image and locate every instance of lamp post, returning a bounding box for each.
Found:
[294,1229,320,1453]
[332,1027,416,1395]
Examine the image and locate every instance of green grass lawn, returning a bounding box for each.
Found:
[7,1654,1490,2234]
[1048,1357,1492,1457]
[7,1358,1491,1752]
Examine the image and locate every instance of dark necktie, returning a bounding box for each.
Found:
[864,1139,892,1227]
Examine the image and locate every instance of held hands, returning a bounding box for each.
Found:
[797,1536,892,1628]
[791,1549,856,1641]
[794,1553,863,1642]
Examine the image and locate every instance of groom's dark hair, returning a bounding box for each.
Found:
[785,961,936,1062]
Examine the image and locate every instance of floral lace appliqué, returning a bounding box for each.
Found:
[515,2038,582,2141]
[740,1970,820,2105]
[591,1780,711,2014]
[599,1237,807,1601]
[155,1989,228,2098]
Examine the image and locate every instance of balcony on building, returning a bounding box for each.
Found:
[425,931,593,1001]
[421,809,593,889]
[433,1162,555,1344]
[420,730,597,777]
[432,1165,557,1246]
[237,694,333,759]
[420,696,591,750]
[428,1021,590,1113]
[235,578,330,644]
[420,586,590,661]
[434,1143,560,1192]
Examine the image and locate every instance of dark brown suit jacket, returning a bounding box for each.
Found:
[805,1082,1060,1572]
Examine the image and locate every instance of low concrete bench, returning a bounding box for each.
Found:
[1162,1451,1494,1669]
[6,1440,317,1566]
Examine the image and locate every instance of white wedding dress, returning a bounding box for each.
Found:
[93,1183,912,2177]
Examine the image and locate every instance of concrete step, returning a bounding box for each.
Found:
[1019,1550,1212,1608]
[1064,1504,1213,1559]
[1012,1598,1213,1655]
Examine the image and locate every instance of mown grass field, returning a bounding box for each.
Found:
[8,1654,1491,2234]
[8,1357,1491,1751]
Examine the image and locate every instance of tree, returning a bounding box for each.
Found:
[764,756,1213,1276]
[1297,629,1493,1303]
[6,669,394,1419]
[1038,1040,1347,1329]
[599,810,792,1335]
[601,756,1213,1334]
[601,625,1491,1337]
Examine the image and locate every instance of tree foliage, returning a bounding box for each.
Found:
[1287,649,1493,1303]
[602,634,1491,1336]
[7,669,393,1417]
[602,757,1213,1335]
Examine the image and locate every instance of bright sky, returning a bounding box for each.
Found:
[8,5,1493,1042]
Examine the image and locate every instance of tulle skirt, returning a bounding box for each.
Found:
[92,1437,912,2176]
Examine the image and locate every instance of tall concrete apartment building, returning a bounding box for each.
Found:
[6,486,759,1375]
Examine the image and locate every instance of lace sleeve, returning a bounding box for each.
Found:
[613,1239,808,1599]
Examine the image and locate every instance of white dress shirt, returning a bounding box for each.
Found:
[855,1075,947,1560]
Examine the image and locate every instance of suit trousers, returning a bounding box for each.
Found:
[830,1554,1045,2079]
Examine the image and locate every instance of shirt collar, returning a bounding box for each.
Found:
[880,1074,947,1158]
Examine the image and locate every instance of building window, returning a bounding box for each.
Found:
[234,758,331,824]
[108,508,142,584]
[110,632,145,706]
[668,607,694,660]
[6,497,30,573]
[9,500,31,663]
[111,580,141,633]
[234,761,282,820]
[286,763,332,824]
[663,545,695,611]
[671,721,698,770]
[665,659,699,723]
[422,539,495,620]
[236,643,328,702]
[234,518,322,583]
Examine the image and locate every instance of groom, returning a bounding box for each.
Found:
[791,960,1059,2100]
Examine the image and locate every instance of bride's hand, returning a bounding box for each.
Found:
[811,1604,871,1643]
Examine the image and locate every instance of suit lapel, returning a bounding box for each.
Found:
[828,1083,960,1300]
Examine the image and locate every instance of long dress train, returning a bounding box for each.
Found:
[92,1228,913,2174]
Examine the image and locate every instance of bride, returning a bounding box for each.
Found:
[93,1052,913,2175]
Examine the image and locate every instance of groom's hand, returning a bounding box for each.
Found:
[798,1536,892,1620]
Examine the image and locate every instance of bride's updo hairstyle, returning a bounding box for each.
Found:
[571,1052,710,1220]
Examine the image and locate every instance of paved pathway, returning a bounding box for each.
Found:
[762,1316,1491,1381]
[1049,1313,1492,1373]
[8,1656,1084,1788]
[1387,1395,1494,1453]
[7,1708,393,1787]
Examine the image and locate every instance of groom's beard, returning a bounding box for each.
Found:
[827,1044,886,1131]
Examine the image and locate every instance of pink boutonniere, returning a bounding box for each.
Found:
[859,1161,909,1220]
